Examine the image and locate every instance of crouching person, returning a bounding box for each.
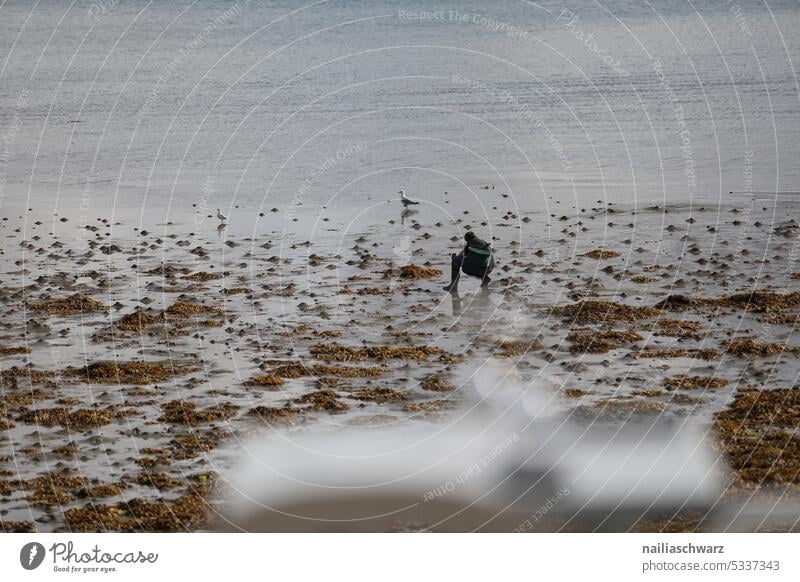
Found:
[443,231,495,292]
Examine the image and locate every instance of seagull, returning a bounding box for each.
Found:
[216,208,228,221]
[399,190,419,207]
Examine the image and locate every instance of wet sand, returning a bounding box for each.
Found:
[1,194,800,532]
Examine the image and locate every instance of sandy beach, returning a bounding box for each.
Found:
[1,193,799,532]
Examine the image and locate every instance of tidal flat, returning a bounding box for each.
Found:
[1,196,799,532]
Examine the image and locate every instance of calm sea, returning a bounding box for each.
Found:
[1,0,798,215]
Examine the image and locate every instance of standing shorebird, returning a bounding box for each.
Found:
[216,208,228,221]
[399,190,419,207]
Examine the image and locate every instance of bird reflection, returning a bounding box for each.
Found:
[400,207,417,224]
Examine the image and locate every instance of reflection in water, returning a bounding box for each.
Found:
[400,207,417,225]
[449,286,492,318]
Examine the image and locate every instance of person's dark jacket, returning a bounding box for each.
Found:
[463,236,490,255]
[461,236,494,277]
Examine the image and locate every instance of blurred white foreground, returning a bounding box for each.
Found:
[217,370,753,532]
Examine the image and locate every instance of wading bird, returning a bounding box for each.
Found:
[399,190,419,207]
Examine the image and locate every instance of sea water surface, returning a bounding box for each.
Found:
[0,0,798,216]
